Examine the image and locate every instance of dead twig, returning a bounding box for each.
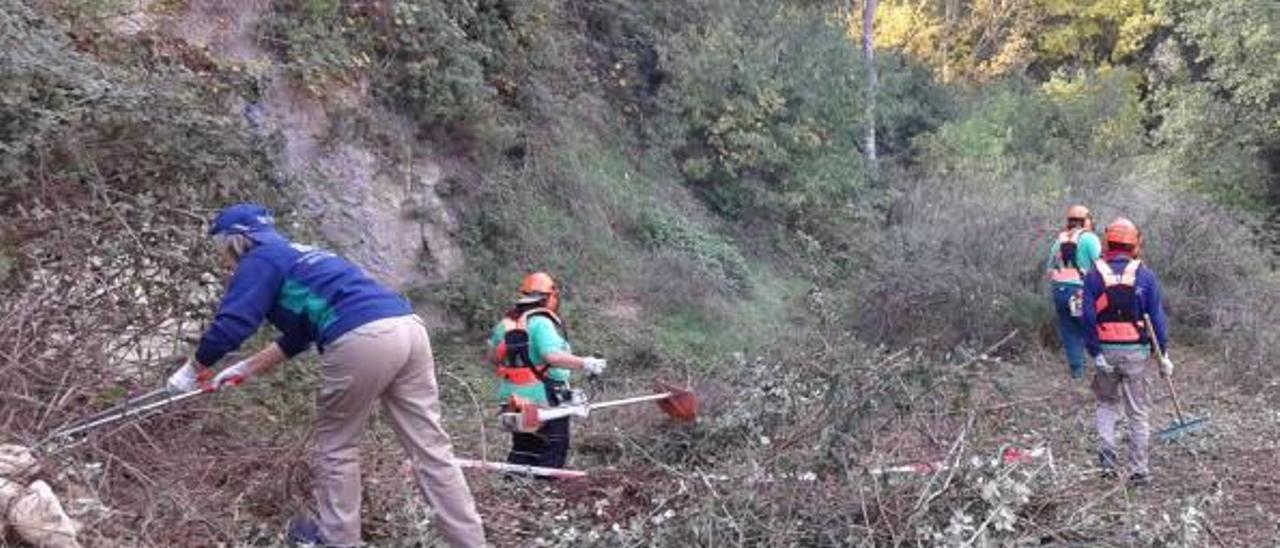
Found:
[903,413,974,536]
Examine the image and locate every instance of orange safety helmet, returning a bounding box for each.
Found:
[1104,217,1140,249]
[1066,205,1092,229]
[517,271,559,311]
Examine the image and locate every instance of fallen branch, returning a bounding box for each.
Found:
[959,330,1019,369]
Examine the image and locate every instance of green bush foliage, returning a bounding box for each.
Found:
[1,0,269,199]
[266,0,378,87]
[665,5,870,223]
[375,0,549,139]
[634,210,750,291]
[1149,0,1280,207]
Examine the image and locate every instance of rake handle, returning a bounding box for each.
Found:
[455,458,587,479]
[1144,313,1188,425]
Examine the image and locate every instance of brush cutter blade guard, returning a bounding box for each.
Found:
[654,383,697,422]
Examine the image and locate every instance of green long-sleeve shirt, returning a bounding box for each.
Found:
[488,315,572,405]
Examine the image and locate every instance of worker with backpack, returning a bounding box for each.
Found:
[1046,205,1103,379]
[486,272,607,469]
[1082,217,1173,487]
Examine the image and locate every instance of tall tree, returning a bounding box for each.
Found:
[862,0,879,164]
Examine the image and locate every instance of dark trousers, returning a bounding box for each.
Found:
[506,416,570,469]
[505,379,571,469]
[1052,284,1087,378]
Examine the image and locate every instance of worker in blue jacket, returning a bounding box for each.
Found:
[165,203,485,547]
[1081,217,1172,488]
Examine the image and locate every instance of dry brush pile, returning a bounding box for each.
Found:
[471,334,1276,546]
[0,2,313,544]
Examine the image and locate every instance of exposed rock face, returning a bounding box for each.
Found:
[174,0,464,305]
[0,444,36,478]
[0,446,81,548]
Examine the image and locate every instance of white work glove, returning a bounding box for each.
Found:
[212,360,252,390]
[582,357,607,376]
[167,360,209,393]
[1094,354,1114,375]
[1160,355,1174,378]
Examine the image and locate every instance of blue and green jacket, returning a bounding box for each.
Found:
[195,242,412,365]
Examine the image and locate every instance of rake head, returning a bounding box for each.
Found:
[1156,416,1210,442]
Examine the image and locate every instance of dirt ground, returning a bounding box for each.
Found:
[451,348,1280,546]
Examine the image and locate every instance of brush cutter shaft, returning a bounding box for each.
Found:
[498,391,684,429]
[585,392,673,411]
[529,392,675,422]
[532,404,588,422]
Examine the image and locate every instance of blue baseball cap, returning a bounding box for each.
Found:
[209,203,288,245]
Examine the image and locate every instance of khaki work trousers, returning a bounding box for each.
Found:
[1091,348,1151,476]
[313,315,485,547]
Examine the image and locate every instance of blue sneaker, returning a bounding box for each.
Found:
[286,516,326,546]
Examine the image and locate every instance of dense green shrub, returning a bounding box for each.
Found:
[665,5,870,222]
[374,0,549,141]
[914,68,1145,178]
[634,209,750,291]
[266,0,378,88]
[656,1,950,241]
[1,0,269,199]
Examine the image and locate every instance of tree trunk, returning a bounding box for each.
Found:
[862,0,878,166]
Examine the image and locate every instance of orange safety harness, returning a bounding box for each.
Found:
[1049,228,1086,283]
[492,308,565,385]
[1093,258,1145,345]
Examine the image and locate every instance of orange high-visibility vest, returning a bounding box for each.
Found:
[1049,229,1085,283]
[1093,259,1145,345]
[492,308,564,385]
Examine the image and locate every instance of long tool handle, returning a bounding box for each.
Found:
[530,392,675,422]
[586,392,672,411]
[60,387,171,430]
[454,458,587,479]
[1144,313,1188,424]
[45,389,204,442]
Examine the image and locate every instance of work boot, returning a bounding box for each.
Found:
[1127,472,1151,488]
[286,515,326,547]
[1098,448,1118,479]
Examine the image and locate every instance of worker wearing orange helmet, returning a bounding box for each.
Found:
[1045,205,1103,379]
[1082,218,1171,487]
[485,272,607,469]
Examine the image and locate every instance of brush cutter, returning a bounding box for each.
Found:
[1146,314,1210,442]
[37,387,206,451]
[500,384,697,433]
